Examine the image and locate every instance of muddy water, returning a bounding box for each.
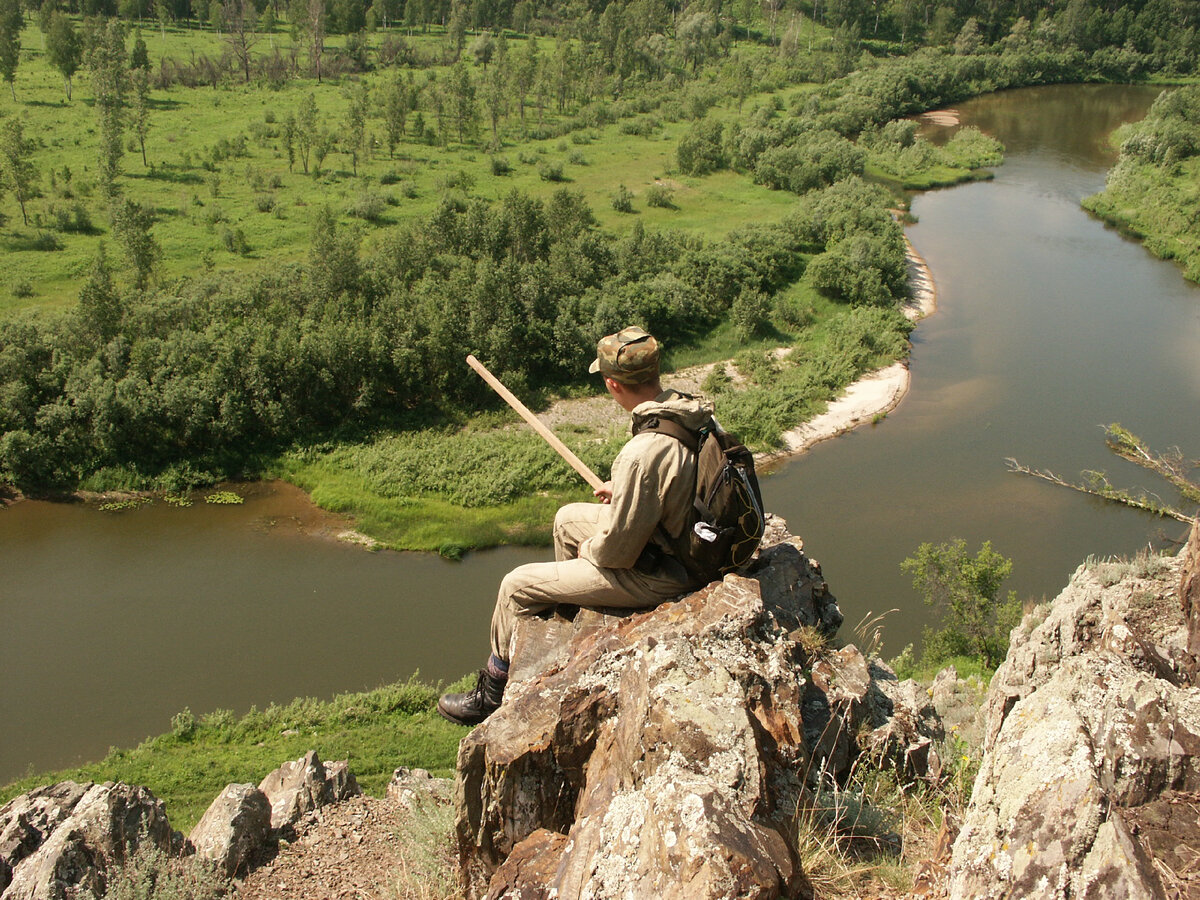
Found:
[0,483,540,781]
[766,83,1200,650]
[5,83,1200,784]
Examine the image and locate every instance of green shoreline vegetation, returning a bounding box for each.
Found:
[3,0,1199,854]
[1083,84,1200,283]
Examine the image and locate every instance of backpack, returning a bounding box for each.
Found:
[634,414,766,583]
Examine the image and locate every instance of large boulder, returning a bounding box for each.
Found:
[948,547,1200,899]
[0,782,177,900]
[453,525,845,900]
[188,783,273,879]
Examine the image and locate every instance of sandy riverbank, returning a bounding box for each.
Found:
[542,237,938,467]
[759,238,937,467]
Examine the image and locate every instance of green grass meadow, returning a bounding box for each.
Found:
[1,22,809,310]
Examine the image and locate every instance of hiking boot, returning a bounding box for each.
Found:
[437,669,506,726]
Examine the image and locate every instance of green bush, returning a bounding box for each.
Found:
[901,539,1023,671]
[101,839,229,900]
[537,161,566,182]
[31,232,65,252]
[611,184,634,213]
[347,189,389,222]
[51,201,96,234]
[676,117,726,175]
[644,184,674,208]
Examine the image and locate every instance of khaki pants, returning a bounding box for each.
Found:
[489,502,690,662]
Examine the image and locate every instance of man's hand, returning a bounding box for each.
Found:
[594,481,613,504]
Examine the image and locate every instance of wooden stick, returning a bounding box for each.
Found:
[467,354,607,494]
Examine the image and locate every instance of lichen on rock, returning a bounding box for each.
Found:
[452,516,946,900]
[948,531,1200,900]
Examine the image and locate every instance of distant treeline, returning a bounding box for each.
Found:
[8,0,1196,101]
[29,0,1200,59]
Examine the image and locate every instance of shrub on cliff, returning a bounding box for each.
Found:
[902,539,1023,670]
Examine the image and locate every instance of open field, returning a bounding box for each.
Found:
[0,22,812,310]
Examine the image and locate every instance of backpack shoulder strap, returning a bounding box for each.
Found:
[632,416,708,453]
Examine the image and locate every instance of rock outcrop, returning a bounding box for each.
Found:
[257,750,361,837]
[451,517,945,899]
[0,782,178,900]
[0,751,364,897]
[1183,519,1200,664]
[387,767,453,810]
[948,540,1200,899]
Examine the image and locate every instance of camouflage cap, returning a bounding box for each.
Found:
[588,326,660,385]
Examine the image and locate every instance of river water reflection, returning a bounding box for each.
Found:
[0,484,543,782]
[769,83,1200,649]
[4,84,1200,784]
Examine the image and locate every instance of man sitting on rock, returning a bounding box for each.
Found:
[438,326,715,726]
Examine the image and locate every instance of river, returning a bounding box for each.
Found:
[3,84,1199,785]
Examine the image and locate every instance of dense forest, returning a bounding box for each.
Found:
[0,0,1196,516]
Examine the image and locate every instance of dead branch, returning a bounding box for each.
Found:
[1104,423,1200,503]
[1005,458,1195,524]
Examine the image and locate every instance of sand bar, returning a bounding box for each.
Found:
[758,238,937,468]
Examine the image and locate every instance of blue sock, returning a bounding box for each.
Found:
[487,654,509,679]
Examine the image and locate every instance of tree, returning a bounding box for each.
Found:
[511,35,537,127]
[309,204,360,296]
[380,71,412,157]
[129,28,149,69]
[954,16,982,54]
[296,92,317,173]
[470,30,494,68]
[480,55,507,148]
[0,117,38,226]
[887,0,922,45]
[760,0,782,43]
[0,0,23,101]
[45,12,82,101]
[446,59,477,144]
[77,243,123,342]
[283,111,297,170]
[446,0,467,60]
[901,539,1022,670]
[154,0,172,42]
[677,11,718,72]
[110,198,161,291]
[130,65,150,166]
[311,126,334,176]
[225,0,259,83]
[343,80,368,175]
[305,0,325,81]
[89,19,128,199]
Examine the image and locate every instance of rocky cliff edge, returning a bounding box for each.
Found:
[948,519,1200,899]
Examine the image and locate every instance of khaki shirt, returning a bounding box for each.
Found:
[579,391,713,572]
